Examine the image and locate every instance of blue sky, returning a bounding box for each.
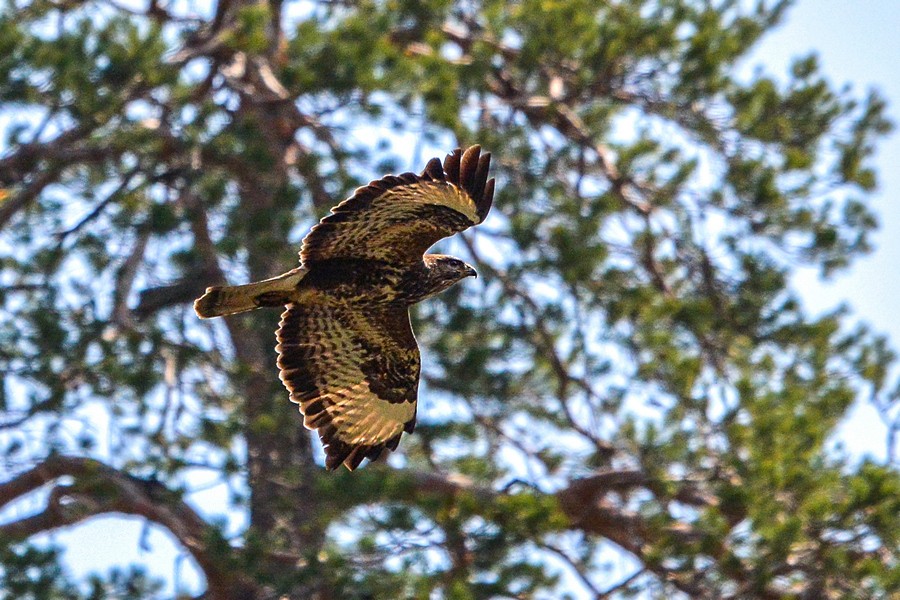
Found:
[4,0,900,596]
[752,0,900,461]
[766,0,899,350]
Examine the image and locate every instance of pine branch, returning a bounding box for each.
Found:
[372,467,767,599]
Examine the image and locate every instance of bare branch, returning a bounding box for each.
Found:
[539,541,605,597]
[0,455,246,600]
[55,166,142,242]
[112,227,151,327]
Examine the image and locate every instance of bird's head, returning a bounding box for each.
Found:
[422,254,477,297]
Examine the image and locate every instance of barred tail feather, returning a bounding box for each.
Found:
[193,267,306,319]
[193,285,255,318]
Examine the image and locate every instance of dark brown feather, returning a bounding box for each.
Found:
[473,154,491,207]
[443,147,461,183]
[423,157,444,180]
[460,145,481,195]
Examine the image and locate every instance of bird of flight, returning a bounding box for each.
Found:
[194,146,495,470]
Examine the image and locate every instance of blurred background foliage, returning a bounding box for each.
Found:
[0,0,898,598]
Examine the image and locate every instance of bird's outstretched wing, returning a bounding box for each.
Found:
[276,301,419,470]
[300,145,495,266]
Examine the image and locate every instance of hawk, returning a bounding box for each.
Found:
[194,146,495,470]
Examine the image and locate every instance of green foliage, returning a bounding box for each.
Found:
[0,543,162,600]
[0,0,897,598]
[0,544,80,600]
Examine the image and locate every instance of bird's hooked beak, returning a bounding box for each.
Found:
[465,264,477,278]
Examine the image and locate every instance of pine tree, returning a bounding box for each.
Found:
[1,1,897,598]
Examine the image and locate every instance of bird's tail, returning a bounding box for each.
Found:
[194,267,307,319]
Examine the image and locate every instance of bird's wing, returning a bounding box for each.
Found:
[276,300,420,470]
[300,145,495,266]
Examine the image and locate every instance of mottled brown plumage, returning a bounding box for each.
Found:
[194,146,495,470]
